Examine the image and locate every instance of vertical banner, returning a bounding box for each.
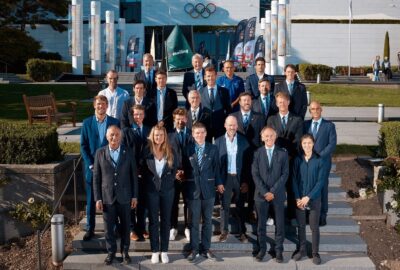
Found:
[243,17,257,67]
[233,19,247,69]
[126,36,137,72]
[254,35,265,59]
[265,10,271,74]
[278,1,286,56]
[116,18,125,71]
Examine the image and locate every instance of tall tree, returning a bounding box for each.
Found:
[383,31,390,59]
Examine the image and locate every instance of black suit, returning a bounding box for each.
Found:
[274,81,308,119]
[231,110,266,149]
[133,70,157,98]
[186,106,212,142]
[93,145,138,254]
[252,94,278,121]
[120,97,155,129]
[182,69,206,100]
[153,87,178,131]
[245,73,275,99]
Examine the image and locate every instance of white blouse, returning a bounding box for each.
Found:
[155,157,166,178]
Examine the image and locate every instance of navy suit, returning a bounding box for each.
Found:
[245,73,275,99]
[120,97,155,129]
[252,146,289,254]
[274,81,308,119]
[252,94,278,121]
[133,70,157,98]
[183,142,222,253]
[231,110,266,149]
[304,118,337,220]
[153,87,178,131]
[80,115,119,232]
[182,69,206,104]
[214,133,251,234]
[186,106,212,142]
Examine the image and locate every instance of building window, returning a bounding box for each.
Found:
[120,0,141,23]
[260,0,271,19]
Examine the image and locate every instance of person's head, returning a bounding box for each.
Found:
[188,90,201,109]
[93,95,108,117]
[106,70,118,90]
[258,78,271,96]
[133,80,146,98]
[376,55,380,60]
[106,125,121,149]
[300,134,314,155]
[148,124,174,167]
[275,92,290,114]
[192,122,207,145]
[238,92,252,112]
[204,66,217,87]
[309,101,322,121]
[155,70,167,89]
[284,64,296,82]
[132,104,145,126]
[255,57,266,74]
[224,115,238,138]
[261,126,277,148]
[192,53,203,71]
[384,56,388,61]
[223,60,235,78]
[143,53,154,71]
[173,108,187,130]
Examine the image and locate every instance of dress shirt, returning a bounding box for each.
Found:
[257,73,264,80]
[208,86,217,99]
[96,115,107,146]
[286,80,295,95]
[310,117,322,134]
[98,87,130,120]
[155,157,166,178]
[134,97,144,105]
[265,145,275,165]
[260,94,270,114]
[109,146,121,166]
[279,112,289,126]
[225,133,238,174]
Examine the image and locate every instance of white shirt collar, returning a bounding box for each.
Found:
[109,145,121,153]
[279,112,289,118]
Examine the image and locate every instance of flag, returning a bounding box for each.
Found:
[165,25,193,71]
[349,0,353,21]
[226,39,230,60]
[150,30,155,57]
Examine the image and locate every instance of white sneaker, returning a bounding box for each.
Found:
[169,228,177,241]
[184,228,190,241]
[151,252,160,264]
[161,252,169,264]
[267,218,274,226]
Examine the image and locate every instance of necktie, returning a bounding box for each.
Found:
[288,83,293,95]
[312,121,318,138]
[262,97,266,115]
[192,110,197,122]
[267,148,272,166]
[158,90,164,121]
[196,73,202,91]
[209,88,214,106]
[281,115,287,130]
[197,146,204,168]
[179,130,184,146]
[243,113,249,128]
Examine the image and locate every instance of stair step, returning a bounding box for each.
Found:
[329,173,341,187]
[328,187,347,201]
[328,201,353,216]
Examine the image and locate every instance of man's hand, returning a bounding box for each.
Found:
[264,192,274,202]
[217,184,225,194]
[176,170,185,181]
[131,198,138,209]
[240,182,248,193]
[96,200,103,211]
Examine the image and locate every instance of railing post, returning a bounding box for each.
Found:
[51,214,65,266]
[73,158,78,225]
[37,230,42,270]
[378,104,384,123]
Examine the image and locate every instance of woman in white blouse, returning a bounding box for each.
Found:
[141,124,177,264]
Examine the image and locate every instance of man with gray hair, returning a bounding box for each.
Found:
[182,54,206,107]
[186,90,212,140]
[133,53,157,98]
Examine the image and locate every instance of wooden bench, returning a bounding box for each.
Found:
[23,92,77,127]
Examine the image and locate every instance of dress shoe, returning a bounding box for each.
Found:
[275,252,283,263]
[104,253,115,265]
[239,233,248,243]
[204,250,217,262]
[83,231,94,241]
[161,252,169,264]
[184,228,190,241]
[130,232,139,241]
[218,232,228,242]
[123,252,131,264]
[319,218,327,226]
[292,250,306,261]
[169,228,178,241]
[143,231,150,239]
[255,250,266,262]
[187,252,200,263]
[312,253,321,265]
[151,252,160,264]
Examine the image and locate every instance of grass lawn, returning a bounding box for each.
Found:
[308,84,400,107]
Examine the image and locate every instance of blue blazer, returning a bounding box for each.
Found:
[168,128,193,168]
[251,94,278,120]
[182,69,206,100]
[274,81,308,119]
[252,146,289,202]
[214,133,251,185]
[80,115,120,182]
[245,73,275,99]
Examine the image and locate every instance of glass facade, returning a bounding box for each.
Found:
[260,0,272,19]
[120,0,141,23]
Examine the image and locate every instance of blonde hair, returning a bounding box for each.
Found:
[147,124,174,168]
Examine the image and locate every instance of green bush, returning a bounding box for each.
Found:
[379,122,400,157]
[298,64,332,81]
[36,51,62,61]
[26,59,72,82]
[0,121,63,164]
[335,66,373,76]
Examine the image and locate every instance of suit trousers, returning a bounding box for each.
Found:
[255,199,285,253]
[320,160,332,220]
[147,189,175,252]
[220,174,246,234]
[131,179,147,234]
[188,197,214,253]
[171,180,189,229]
[84,180,96,232]
[103,202,131,254]
[295,198,321,254]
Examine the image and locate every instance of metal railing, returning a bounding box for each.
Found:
[0,59,9,79]
[36,155,82,270]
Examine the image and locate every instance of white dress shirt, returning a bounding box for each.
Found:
[98,86,130,120]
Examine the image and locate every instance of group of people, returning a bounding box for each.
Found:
[372,55,392,81]
[80,53,337,265]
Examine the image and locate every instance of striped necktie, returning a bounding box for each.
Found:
[197,146,204,168]
[195,72,202,91]
[312,121,318,138]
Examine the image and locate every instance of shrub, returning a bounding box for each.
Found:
[0,121,63,164]
[26,59,72,81]
[334,66,372,76]
[36,51,62,61]
[378,122,400,157]
[10,197,51,229]
[298,64,332,81]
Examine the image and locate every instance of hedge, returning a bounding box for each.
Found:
[298,64,332,81]
[379,122,400,157]
[335,66,373,76]
[0,121,63,164]
[26,59,72,82]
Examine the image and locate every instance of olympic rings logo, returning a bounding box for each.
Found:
[184,3,216,19]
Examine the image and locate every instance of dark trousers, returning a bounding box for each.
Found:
[103,202,131,254]
[295,198,321,254]
[255,199,285,253]
[220,174,246,234]
[131,179,147,234]
[188,197,214,253]
[84,180,96,232]
[171,180,189,229]
[147,189,175,252]
[320,160,331,220]
[247,177,256,218]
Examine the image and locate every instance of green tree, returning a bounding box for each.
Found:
[383,31,390,59]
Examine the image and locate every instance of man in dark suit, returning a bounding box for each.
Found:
[245,57,275,99]
[214,116,251,242]
[186,90,212,142]
[168,108,192,241]
[154,70,178,131]
[133,53,157,98]
[120,80,155,129]
[93,125,138,265]
[182,53,206,107]
[80,95,120,241]
[252,126,289,263]
[121,104,150,241]
[274,64,308,119]
[252,78,277,121]
[183,122,224,263]
[303,101,337,226]
[200,66,231,140]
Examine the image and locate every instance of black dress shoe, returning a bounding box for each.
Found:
[187,252,201,263]
[123,252,131,265]
[319,218,327,226]
[292,250,306,261]
[312,253,321,265]
[104,253,115,265]
[83,231,94,241]
[203,250,217,261]
[275,252,283,263]
[255,250,266,262]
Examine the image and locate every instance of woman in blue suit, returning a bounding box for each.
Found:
[291,134,326,265]
[141,125,177,264]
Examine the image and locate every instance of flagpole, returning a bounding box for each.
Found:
[348,0,352,78]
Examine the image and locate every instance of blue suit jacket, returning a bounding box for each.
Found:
[245,73,275,99]
[274,81,308,119]
[251,94,278,120]
[252,146,289,202]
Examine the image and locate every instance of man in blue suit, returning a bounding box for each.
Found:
[245,57,275,99]
[183,122,224,263]
[252,126,289,263]
[252,78,277,121]
[80,95,120,241]
[182,54,206,108]
[303,101,337,226]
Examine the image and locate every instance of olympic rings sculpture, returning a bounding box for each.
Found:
[184,3,216,18]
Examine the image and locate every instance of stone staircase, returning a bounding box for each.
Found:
[64,165,375,269]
